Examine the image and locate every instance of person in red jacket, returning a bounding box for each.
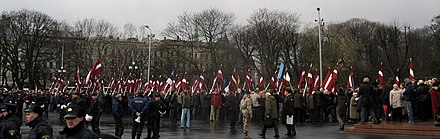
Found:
[430,81,440,126]
[210,90,222,122]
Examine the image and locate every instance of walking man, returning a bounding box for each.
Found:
[240,90,253,139]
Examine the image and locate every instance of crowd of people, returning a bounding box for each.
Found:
[0,76,439,139]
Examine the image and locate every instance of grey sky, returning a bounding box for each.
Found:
[2,0,440,35]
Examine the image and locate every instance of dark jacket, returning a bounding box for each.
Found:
[192,93,201,107]
[89,99,103,116]
[293,93,304,108]
[283,93,295,116]
[182,94,191,109]
[129,96,149,117]
[402,83,415,101]
[112,99,124,119]
[57,122,99,139]
[335,93,347,115]
[313,91,325,107]
[0,115,20,139]
[359,82,375,106]
[200,93,211,108]
[26,116,53,139]
[265,95,278,119]
[226,94,239,112]
[147,99,160,117]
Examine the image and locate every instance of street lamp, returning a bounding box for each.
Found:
[315,7,325,86]
[57,39,66,78]
[144,25,153,82]
[128,61,139,77]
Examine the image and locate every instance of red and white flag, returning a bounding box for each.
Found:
[231,74,238,92]
[306,64,314,90]
[323,64,339,91]
[347,68,354,89]
[298,69,305,89]
[198,74,206,91]
[84,59,104,85]
[216,65,224,90]
[270,72,277,91]
[395,75,400,85]
[377,63,384,87]
[311,73,320,95]
[409,58,414,81]
[244,69,253,91]
[259,74,265,90]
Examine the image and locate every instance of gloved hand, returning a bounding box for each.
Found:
[135,116,141,123]
[85,114,93,121]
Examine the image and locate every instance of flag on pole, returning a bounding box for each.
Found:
[323,64,339,91]
[84,59,104,85]
[199,74,206,91]
[244,69,253,91]
[347,67,354,89]
[306,64,314,90]
[409,58,414,81]
[270,72,277,91]
[277,63,285,80]
[259,74,265,90]
[298,69,305,89]
[310,73,320,95]
[216,65,224,90]
[377,62,384,87]
[231,74,237,92]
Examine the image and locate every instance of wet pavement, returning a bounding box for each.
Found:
[20,112,436,139]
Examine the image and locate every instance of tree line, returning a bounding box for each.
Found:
[0,8,439,90]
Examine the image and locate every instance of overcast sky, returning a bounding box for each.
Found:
[2,0,440,35]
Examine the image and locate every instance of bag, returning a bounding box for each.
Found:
[264,115,274,128]
[286,115,294,125]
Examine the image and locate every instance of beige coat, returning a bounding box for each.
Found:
[349,93,359,119]
[389,89,403,108]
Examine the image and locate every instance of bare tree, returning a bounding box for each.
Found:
[0,9,60,89]
[123,23,137,39]
[163,8,236,74]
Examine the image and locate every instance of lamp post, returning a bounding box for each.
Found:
[128,61,139,77]
[144,25,152,82]
[58,39,66,78]
[315,7,325,86]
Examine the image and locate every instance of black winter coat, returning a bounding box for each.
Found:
[26,116,53,139]
[57,122,99,139]
[112,99,124,119]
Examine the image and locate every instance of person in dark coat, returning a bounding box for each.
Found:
[87,92,104,135]
[146,94,160,139]
[358,77,378,124]
[200,90,211,120]
[226,91,239,128]
[0,103,21,139]
[57,105,99,139]
[129,91,149,139]
[25,104,53,139]
[415,80,430,121]
[112,94,124,137]
[283,88,296,136]
[313,89,326,123]
[335,88,348,130]
[259,92,279,138]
